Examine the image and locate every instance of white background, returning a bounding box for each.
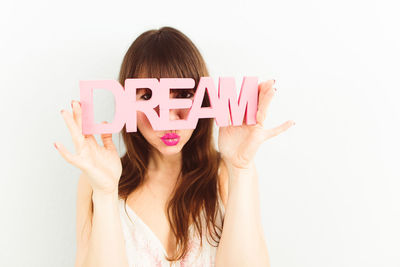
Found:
[1,0,399,266]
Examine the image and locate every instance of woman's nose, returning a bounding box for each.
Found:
[153,106,187,120]
[169,108,182,121]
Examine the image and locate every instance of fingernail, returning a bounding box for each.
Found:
[293,121,296,126]
[274,87,277,91]
[273,79,276,84]
[60,109,64,114]
[54,142,58,149]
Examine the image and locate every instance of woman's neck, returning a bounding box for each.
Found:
[145,150,182,195]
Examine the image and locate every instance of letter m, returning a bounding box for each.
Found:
[218,77,258,126]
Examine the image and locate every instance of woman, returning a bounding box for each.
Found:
[54,26,295,267]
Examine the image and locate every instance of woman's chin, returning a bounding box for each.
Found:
[156,143,184,155]
[160,147,182,155]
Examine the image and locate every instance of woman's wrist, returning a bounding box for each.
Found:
[224,160,256,177]
[92,188,119,204]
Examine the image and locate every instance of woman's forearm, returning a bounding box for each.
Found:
[82,191,129,267]
[216,160,270,267]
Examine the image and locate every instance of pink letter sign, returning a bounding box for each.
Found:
[79,77,258,135]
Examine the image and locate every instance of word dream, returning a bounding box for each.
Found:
[80,77,259,135]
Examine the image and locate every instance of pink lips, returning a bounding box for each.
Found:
[161,133,180,146]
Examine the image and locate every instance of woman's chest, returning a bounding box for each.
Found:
[126,192,178,257]
[120,194,218,266]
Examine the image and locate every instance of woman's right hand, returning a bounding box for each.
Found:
[54,100,122,195]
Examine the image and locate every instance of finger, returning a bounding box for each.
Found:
[61,109,84,150]
[71,100,82,134]
[54,142,78,165]
[228,110,233,126]
[100,121,116,150]
[262,120,296,141]
[71,101,96,147]
[256,80,276,126]
[84,134,97,146]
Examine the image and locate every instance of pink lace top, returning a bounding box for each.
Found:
[118,195,225,267]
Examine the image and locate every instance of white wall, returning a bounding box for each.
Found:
[1,0,399,266]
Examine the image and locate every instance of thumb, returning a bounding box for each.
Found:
[262,120,295,141]
[100,121,116,150]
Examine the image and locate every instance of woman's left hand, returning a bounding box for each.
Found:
[218,79,295,170]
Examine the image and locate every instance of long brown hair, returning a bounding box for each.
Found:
[117,26,224,262]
